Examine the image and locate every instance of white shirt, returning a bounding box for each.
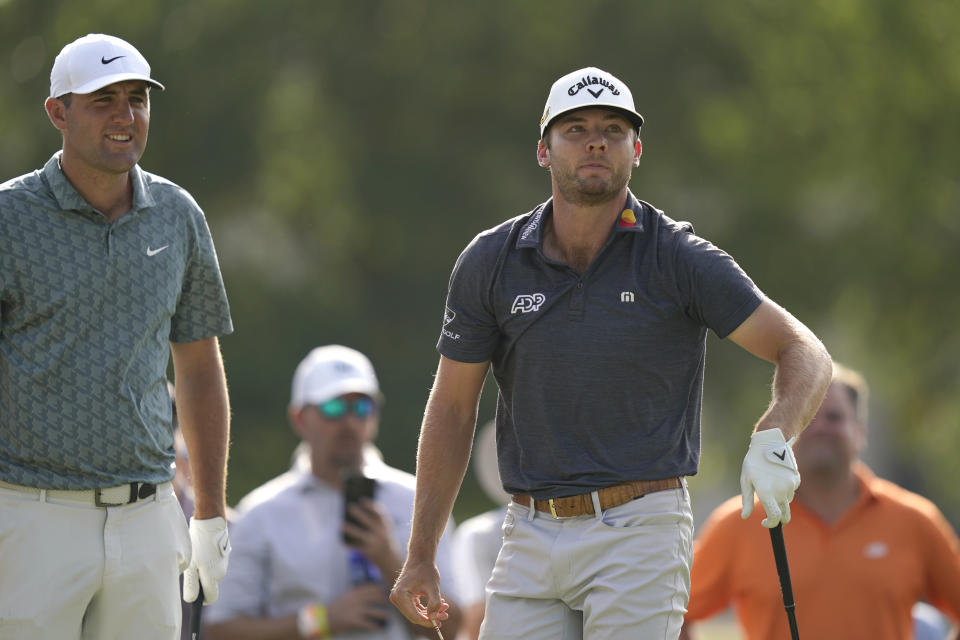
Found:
[452,506,507,607]
[206,455,460,639]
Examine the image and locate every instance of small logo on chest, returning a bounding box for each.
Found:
[620,291,635,302]
[511,293,546,314]
[863,541,889,558]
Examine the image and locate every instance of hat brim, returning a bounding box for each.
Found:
[541,104,644,137]
[294,378,383,409]
[64,72,165,97]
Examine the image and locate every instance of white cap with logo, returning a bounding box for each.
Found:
[539,66,643,137]
[49,33,165,98]
[290,345,382,409]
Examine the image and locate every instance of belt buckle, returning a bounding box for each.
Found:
[94,486,127,507]
[548,498,560,519]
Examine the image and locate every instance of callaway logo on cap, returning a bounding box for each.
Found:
[49,33,165,98]
[540,66,644,137]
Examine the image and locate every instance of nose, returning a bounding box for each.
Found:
[586,127,607,152]
[340,412,369,432]
[110,100,135,125]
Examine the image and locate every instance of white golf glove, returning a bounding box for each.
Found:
[740,428,800,528]
[183,516,231,605]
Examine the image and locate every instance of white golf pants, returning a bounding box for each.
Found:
[0,481,190,639]
[479,481,693,640]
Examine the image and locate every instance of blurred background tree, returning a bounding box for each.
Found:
[2,0,958,528]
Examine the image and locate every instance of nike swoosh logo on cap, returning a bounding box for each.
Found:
[101,55,126,64]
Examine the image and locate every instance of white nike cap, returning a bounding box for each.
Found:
[539,66,643,137]
[290,345,382,409]
[49,33,164,98]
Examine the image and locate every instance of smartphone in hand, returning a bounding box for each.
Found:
[342,472,376,544]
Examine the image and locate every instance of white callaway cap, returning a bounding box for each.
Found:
[50,33,164,98]
[290,345,382,409]
[539,66,643,137]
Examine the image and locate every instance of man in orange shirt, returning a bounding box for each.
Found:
[681,364,960,640]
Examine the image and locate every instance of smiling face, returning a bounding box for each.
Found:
[46,79,151,178]
[537,107,641,206]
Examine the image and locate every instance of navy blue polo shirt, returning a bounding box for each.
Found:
[437,191,763,499]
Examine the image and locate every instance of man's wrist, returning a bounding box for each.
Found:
[405,541,439,564]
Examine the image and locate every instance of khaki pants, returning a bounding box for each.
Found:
[480,481,693,640]
[0,482,190,639]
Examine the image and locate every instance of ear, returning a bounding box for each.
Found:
[45,97,68,132]
[536,139,550,168]
[854,419,868,452]
[633,139,642,167]
[288,406,309,439]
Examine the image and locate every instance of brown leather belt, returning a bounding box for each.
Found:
[512,477,683,519]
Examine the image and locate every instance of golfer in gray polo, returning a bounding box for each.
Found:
[0,33,232,639]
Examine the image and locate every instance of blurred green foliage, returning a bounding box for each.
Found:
[3,0,958,527]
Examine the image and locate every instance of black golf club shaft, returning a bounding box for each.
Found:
[770,524,800,640]
[189,584,204,640]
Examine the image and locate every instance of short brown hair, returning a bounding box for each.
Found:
[832,362,869,424]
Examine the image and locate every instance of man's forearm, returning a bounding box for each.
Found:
[205,615,298,640]
[755,330,832,439]
[172,337,231,519]
[407,395,477,562]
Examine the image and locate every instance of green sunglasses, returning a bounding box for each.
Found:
[316,396,376,419]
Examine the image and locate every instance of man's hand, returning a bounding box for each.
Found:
[343,498,402,576]
[740,428,800,528]
[327,583,394,632]
[389,560,450,629]
[183,516,231,604]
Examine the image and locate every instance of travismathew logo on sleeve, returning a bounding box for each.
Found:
[442,306,461,340]
[567,74,621,99]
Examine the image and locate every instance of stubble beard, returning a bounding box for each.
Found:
[553,164,632,207]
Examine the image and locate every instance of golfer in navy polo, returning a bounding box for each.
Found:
[390,67,832,640]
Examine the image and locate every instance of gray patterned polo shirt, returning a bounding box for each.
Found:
[0,153,233,489]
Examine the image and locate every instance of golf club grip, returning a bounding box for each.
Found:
[770,524,800,640]
[189,584,204,639]
[769,525,795,606]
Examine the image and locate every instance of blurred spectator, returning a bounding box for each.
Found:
[914,602,955,640]
[204,345,462,639]
[680,364,960,640]
[452,421,511,640]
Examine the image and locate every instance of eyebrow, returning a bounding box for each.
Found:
[91,84,149,97]
[556,112,629,125]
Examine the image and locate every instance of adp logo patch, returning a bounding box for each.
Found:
[511,293,546,314]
